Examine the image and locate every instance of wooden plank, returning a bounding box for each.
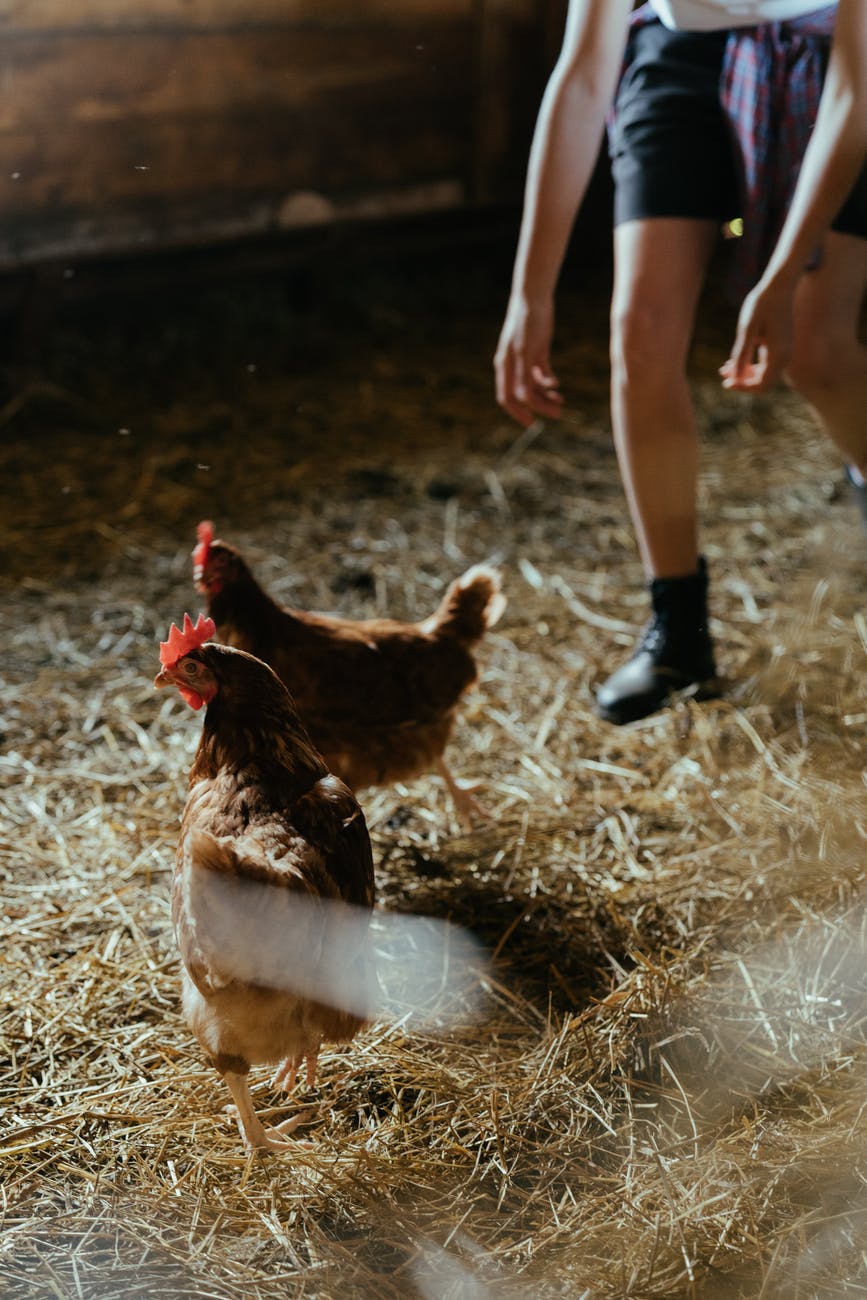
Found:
[0,180,469,267]
[0,29,468,132]
[2,1,472,32]
[0,23,474,264]
[0,86,471,208]
[0,27,472,187]
[0,0,555,265]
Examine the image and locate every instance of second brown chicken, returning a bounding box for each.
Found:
[192,521,506,822]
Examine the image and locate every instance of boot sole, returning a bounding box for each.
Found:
[596,676,722,726]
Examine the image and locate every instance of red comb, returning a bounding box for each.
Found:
[159,613,216,668]
[192,519,214,576]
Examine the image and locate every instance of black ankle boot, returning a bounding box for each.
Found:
[595,559,718,725]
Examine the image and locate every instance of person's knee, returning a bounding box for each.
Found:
[610,298,683,387]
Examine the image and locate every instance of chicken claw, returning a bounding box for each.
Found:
[435,758,494,826]
[225,1071,309,1153]
[271,1050,319,1093]
[271,1057,301,1093]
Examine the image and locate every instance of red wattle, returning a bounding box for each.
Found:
[178,686,205,710]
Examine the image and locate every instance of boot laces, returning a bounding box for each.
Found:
[637,615,665,658]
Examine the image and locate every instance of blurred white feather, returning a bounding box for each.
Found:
[411,1234,499,1300]
[182,863,489,1030]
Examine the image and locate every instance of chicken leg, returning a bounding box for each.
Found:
[435,757,493,826]
[271,1049,319,1093]
[224,1071,307,1152]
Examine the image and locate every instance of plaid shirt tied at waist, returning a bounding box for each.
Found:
[625,4,838,297]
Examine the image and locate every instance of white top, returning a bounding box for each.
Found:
[650,0,832,29]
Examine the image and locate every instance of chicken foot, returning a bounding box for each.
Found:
[271,1051,319,1093]
[435,757,493,826]
[224,1071,308,1152]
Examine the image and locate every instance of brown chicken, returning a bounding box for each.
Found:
[154,613,375,1152]
[192,521,506,822]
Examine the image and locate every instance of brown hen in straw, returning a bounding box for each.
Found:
[155,614,375,1152]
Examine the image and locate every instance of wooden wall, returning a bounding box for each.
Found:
[0,1,561,267]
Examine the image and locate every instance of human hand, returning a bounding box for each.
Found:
[719,276,796,393]
[494,294,563,426]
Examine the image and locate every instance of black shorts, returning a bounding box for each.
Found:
[608,18,867,240]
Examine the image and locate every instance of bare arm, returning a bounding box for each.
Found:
[494,0,634,425]
[722,0,867,391]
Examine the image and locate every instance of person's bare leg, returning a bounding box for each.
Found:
[610,218,719,577]
[597,218,720,724]
[787,232,867,473]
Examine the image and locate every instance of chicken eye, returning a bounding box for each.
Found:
[182,660,199,676]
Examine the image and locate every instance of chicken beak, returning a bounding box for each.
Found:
[154,667,174,690]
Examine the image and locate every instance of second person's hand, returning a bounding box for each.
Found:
[720,275,796,393]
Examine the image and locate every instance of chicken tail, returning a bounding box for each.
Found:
[424,565,506,646]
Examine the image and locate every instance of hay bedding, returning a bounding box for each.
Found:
[0,247,865,1298]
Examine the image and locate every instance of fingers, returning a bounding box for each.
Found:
[495,345,536,426]
[719,304,770,391]
[720,360,767,391]
[521,365,564,419]
[720,308,756,384]
[720,339,776,392]
[494,350,563,427]
[530,364,564,412]
[721,280,794,393]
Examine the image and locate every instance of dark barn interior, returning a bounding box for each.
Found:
[2,3,866,1297]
